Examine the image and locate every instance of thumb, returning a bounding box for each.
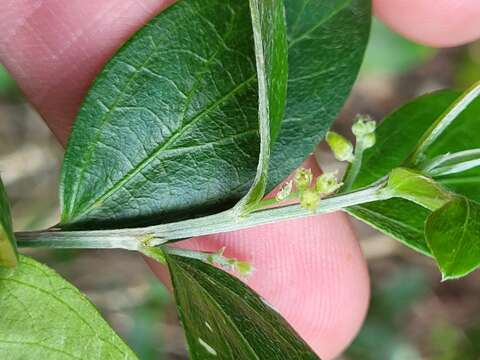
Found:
[0,0,174,144]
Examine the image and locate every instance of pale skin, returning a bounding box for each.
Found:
[1,0,479,358]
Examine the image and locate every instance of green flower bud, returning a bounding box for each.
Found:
[236,261,254,277]
[294,168,313,191]
[207,247,226,264]
[316,172,343,195]
[275,180,293,202]
[300,188,320,211]
[361,132,376,149]
[352,115,376,137]
[326,131,354,163]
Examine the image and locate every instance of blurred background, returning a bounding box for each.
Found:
[1,19,480,360]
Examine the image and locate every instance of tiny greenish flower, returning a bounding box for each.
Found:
[352,114,376,137]
[207,247,226,264]
[326,131,354,163]
[275,180,293,202]
[361,132,376,149]
[235,261,253,277]
[300,189,320,211]
[294,168,313,191]
[316,172,343,195]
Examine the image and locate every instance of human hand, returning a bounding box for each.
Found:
[1,1,479,358]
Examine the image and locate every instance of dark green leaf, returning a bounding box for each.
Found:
[425,197,480,279]
[235,0,288,214]
[0,255,138,359]
[60,0,371,229]
[361,18,435,76]
[61,0,260,229]
[0,177,17,267]
[165,253,319,359]
[267,0,371,188]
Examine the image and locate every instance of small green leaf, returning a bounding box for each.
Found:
[386,168,451,211]
[0,176,17,268]
[0,255,138,359]
[235,0,288,214]
[425,197,480,280]
[165,253,319,359]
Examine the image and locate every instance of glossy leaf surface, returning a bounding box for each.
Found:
[166,253,319,359]
[426,197,480,280]
[60,0,371,229]
[0,256,138,359]
[0,177,17,267]
[61,0,259,229]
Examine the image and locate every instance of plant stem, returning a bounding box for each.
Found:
[342,141,366,192]
[15,183,391,250]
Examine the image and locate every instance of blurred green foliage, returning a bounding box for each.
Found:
[126,279,171,360]
[456,43,480,88]
[346,268,426,360]
[347,266,480,360]
[361,19,435,76]
[0,64,20,99]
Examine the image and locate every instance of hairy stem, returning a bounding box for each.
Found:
[15,183,391,250]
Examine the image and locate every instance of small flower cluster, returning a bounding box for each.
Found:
[207,247,253,277]
[275,168,343,212]
[326,114,377,163]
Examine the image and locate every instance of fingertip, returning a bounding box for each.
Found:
[0,0,174,144]
[373,0,480,47]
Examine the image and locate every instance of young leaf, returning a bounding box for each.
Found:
[235,0,288,214]
[267,0,371,188]
[386,168,451,211]
[0,255,138,359]
[165,253,319,359]
[0,176,17,267]
[61,0,260,229]
[425,197,480,280]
